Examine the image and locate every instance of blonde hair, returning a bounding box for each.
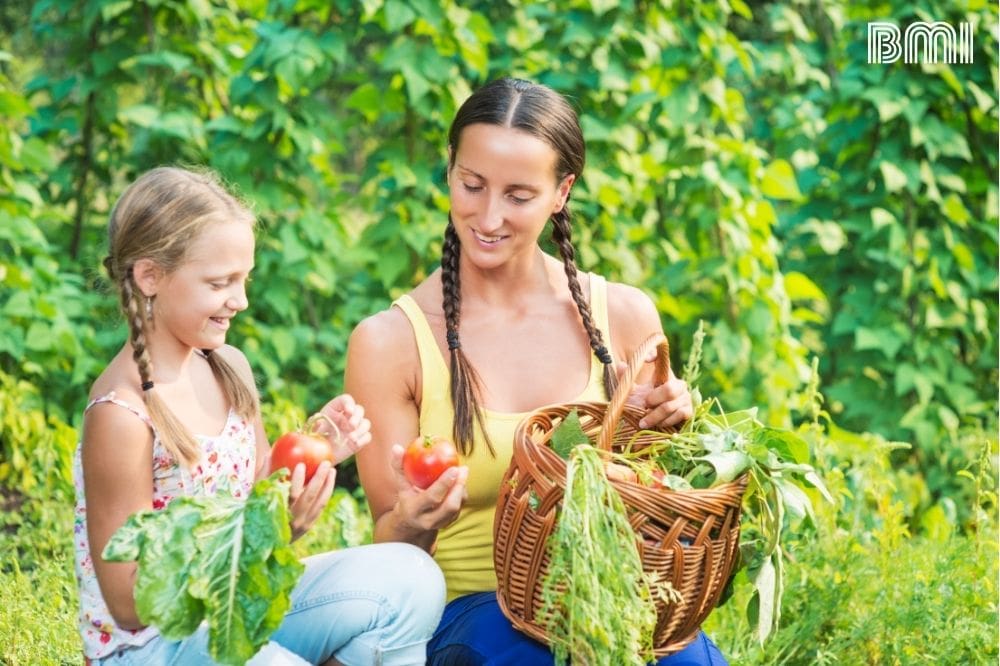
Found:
[103,166,258,466]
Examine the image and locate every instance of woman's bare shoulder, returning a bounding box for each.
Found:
[605,279,662,356]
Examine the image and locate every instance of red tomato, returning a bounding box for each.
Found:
[269,431,335,483]
[402,435,459,489]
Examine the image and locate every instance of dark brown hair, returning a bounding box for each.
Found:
[443,78,617,455]
[104,166,258,466]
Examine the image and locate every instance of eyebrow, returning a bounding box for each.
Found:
[454,164,541,192]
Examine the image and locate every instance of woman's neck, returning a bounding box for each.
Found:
[458,246,563,309]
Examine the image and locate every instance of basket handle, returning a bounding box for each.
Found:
[597,333,670,451]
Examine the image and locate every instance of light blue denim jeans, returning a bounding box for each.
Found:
[97,542,446,666]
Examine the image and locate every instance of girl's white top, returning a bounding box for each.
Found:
[72,392,256,660]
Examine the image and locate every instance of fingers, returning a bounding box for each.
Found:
[288,461,336,540]
[318,394,373,463]
[638,377,692,429]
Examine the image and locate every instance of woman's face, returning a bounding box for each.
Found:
[448,123,574,271]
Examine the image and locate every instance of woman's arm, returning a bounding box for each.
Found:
[607,282,693,429]
[80,398,155,630]
[346,309,467,552]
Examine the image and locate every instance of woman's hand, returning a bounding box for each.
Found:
[315,394,373,464]
[287,461,336,541]
[389,443,468,533]
[619,346,693,430]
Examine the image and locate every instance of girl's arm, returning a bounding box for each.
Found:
[80,398,155,630]
[219,344,336,541]
[345,308,467,553]
[607,282,693,429]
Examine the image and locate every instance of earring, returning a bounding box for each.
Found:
[145,297,153,321]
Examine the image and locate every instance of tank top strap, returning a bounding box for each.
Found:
[588,273,614,362]
[85,391,155,431]
[392,295,451,400]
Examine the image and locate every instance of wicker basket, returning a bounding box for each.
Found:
[493,334,748,657]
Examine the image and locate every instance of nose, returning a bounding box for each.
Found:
[228,282,249,312]
[478,194,504,234]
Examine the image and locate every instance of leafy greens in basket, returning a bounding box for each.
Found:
[540,323,832,662]
[102,474,303,665]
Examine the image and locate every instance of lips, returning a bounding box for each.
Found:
[473,230,506,244]
[209,317,231,330]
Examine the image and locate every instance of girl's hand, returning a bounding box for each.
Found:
[618,347,693,430]
[389,444,468,532]
[287,460,336,541]
[315,394,373,464]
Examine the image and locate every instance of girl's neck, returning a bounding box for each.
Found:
[127,338,199,385]
[458,246,562,308]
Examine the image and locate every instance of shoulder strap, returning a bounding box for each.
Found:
[86,391,156,431]
[392,295,451,399]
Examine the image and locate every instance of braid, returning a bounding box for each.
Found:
[550,207,618,397]
[441,219,492,456]
[123,273,202,466]
[206,352,258,420]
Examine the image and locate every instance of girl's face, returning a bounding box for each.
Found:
[448,123,574,271]
[148,218,255,353]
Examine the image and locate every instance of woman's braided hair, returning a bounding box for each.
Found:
[442,78,617,456]
[104,166,258,466]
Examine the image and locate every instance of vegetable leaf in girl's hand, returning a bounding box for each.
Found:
[103,475,304,665]
[551,409,589,460]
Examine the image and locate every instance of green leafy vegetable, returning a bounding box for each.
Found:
[539,444,658,666]
[103,474,304,665]
[550,409,588,460]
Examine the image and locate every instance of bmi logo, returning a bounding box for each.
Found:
[868,21,974,64]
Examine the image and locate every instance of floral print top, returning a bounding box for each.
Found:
[73,392,257,660]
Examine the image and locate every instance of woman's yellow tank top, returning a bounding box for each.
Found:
[392,274,612,601]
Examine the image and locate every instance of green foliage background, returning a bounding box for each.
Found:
[0,0,996,663]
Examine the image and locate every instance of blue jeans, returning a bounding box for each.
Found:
[427,591,727,665]
[98,543,446,666]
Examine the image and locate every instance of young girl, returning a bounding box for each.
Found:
[346,79,726,664]
[74,166,445,665]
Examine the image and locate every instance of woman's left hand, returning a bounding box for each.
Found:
[315,393,373,464]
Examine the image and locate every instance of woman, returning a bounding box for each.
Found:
[346,78,725,664]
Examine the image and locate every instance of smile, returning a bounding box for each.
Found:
[473,230,506,244]
[210,317,231,330]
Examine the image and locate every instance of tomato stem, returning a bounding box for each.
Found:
[305,413,341,443]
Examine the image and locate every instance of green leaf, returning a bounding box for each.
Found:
[761,159,801,200]
[697,450,752,483]
[104,499,209,639]
[783,272,826,303]
[854,326,903,360]
[774,476,813,523]
[751,555,777,643]
[550,409,588,460]
[879,161,908,193]
[752,428,809,464]
[104,478,303,666]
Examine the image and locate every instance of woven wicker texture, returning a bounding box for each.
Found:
[493,334,748,657]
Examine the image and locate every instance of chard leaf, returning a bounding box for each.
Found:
[697,450,753,483]
[550,409,588,460]
[105,497,208,638]
[102,476,304,666]
[189,477,303,665]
